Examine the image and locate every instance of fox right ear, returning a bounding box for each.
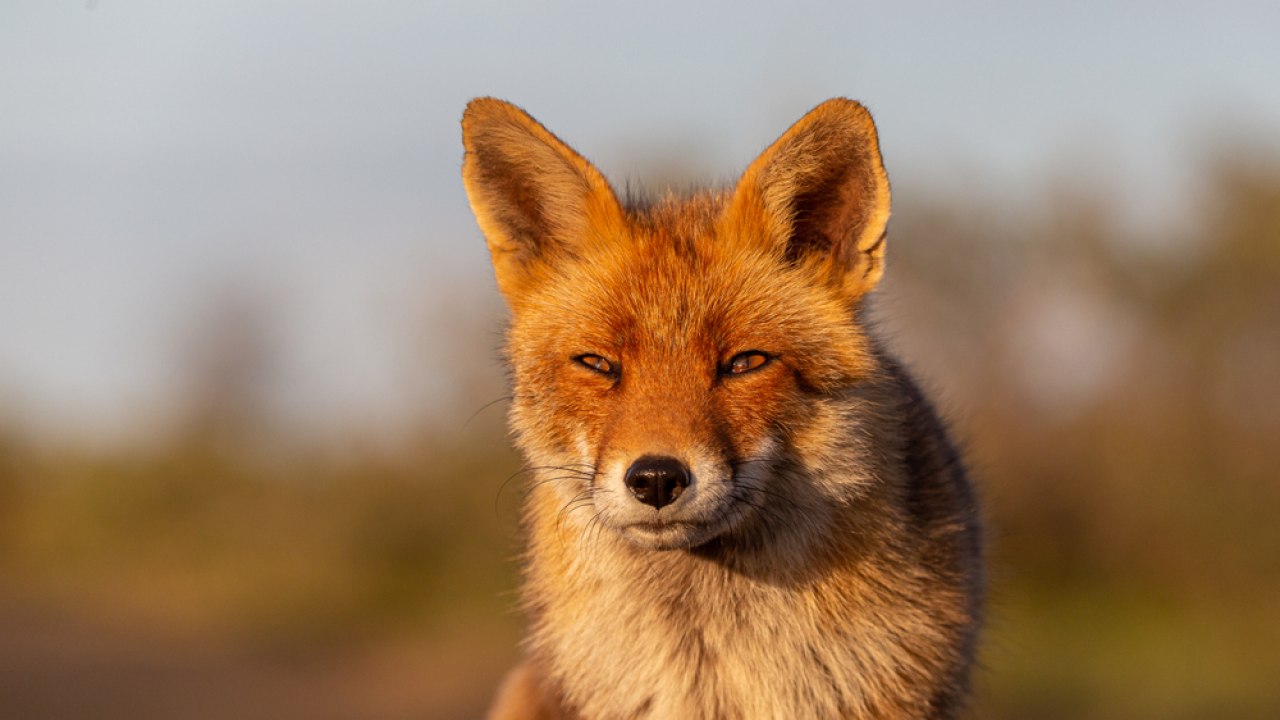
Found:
[725,98,891,301]
[461,98,623,299]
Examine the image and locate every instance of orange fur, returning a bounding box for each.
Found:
[462,98,983,719]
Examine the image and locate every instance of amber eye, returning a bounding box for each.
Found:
[574,354,615,375]
[725,351,771,375]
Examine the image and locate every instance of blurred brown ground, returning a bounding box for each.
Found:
[2,146,1278,719]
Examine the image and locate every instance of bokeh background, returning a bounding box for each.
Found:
[3,2,1279,718]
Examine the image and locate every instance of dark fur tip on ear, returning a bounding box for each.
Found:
[802,97,880,134]
[462,96,502,123]
[463,96,511,117]
[461,97,536,145]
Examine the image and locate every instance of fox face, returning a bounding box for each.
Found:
[503,217,882,552]
[463,98,893,552]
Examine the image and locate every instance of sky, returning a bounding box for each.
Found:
[2,1,1279,444]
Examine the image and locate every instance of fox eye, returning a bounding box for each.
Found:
[725,351,771,375]
[574,354,616,375]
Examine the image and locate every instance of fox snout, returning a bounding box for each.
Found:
[623,455,691,509]
[594,435,762,552]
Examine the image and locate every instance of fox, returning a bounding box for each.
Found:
[460,97,984,720]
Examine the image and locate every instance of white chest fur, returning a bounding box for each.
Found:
[528,536,936,720]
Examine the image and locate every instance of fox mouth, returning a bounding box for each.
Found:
[622,519,705,535]
[619,520,716,550]
[614,497,748,550]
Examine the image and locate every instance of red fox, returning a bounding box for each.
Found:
[461,97,983,719]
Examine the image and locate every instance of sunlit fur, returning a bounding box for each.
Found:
[463,98,983,720]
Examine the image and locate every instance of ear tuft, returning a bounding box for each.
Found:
[461,98,621,298]
[728,98,891,299]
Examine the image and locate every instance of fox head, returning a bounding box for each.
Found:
[462,98,892,552]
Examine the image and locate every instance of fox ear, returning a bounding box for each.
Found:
[726,98,891,299]
[461,98,623,299]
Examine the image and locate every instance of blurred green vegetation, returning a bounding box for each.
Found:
[0,408,527,717]
[1,146,1278,718]
[1,436,520,642]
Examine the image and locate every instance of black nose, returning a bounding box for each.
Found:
[624,455,691,509]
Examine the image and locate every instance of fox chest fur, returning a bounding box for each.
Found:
[462,98,983,719]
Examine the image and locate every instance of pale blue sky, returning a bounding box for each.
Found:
[2,1,1278,442]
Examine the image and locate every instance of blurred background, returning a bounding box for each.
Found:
[2,2,1279,718]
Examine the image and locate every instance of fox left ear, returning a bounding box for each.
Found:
[725,98,891,299]
[461,98,624,301]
